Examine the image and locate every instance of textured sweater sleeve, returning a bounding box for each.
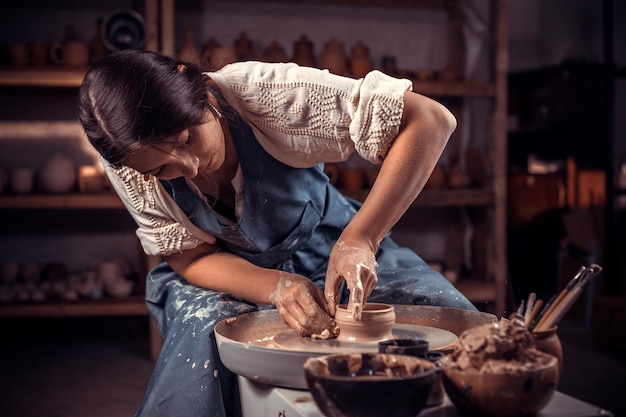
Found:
[102,160,216,257]
[207,61,413,167]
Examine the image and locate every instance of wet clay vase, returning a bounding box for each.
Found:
[533,327,563,371]
[336,303,396,343]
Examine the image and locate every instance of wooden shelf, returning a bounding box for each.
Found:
[0,189,493,210]
[0,194,124,209]
[0,68,495,98]
[0,67,86,88]
[341,187,495,207]
[0,297,148,318]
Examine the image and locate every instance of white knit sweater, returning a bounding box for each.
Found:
[102,61,412,257]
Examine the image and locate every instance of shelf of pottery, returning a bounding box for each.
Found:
[0,3,163,322]
[0,130,157,314]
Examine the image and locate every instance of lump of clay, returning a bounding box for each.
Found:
[447,317,551,373]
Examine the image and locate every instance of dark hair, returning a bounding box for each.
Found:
[78,50,211,167]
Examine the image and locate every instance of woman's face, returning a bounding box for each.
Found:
[124,113,225,180]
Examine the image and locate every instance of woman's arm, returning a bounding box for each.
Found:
[345,91,456,250]
[325,91,456,317]
[165,243,277,304]
[165,243,338,338]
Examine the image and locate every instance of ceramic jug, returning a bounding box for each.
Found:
[292,34,316,67]
[321,38,347,75]
[349,41,373,78]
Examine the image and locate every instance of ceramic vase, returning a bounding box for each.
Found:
[292,34,316,67]
[349,41,373,78]
[321,38,347,75]
[40,154,76,193]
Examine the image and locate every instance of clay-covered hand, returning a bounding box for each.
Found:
[325,240,378,321]
[269,272,339,339]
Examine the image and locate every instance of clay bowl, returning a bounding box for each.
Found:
[335,302,395,343]
[303,352,436,417]
[439,352,560,417]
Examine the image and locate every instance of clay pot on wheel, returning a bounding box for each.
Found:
[335,303,396,343]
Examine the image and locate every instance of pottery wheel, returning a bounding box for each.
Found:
[273,323,457,353]
[214,306,499,389]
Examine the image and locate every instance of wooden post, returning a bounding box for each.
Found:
[490,0,509,316]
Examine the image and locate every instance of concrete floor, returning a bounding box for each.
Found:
[1,316,624,417]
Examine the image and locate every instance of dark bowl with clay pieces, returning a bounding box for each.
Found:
[440,352,560,417]
[303,352,437,417]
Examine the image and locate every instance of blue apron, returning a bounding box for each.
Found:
[135,105,476,417]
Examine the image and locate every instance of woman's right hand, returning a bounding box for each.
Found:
[269,272,339,339]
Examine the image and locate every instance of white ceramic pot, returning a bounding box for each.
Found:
[40,154,76,193]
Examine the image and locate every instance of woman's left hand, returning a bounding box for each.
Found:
[269,272,339,339]
[324,239,378,321]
